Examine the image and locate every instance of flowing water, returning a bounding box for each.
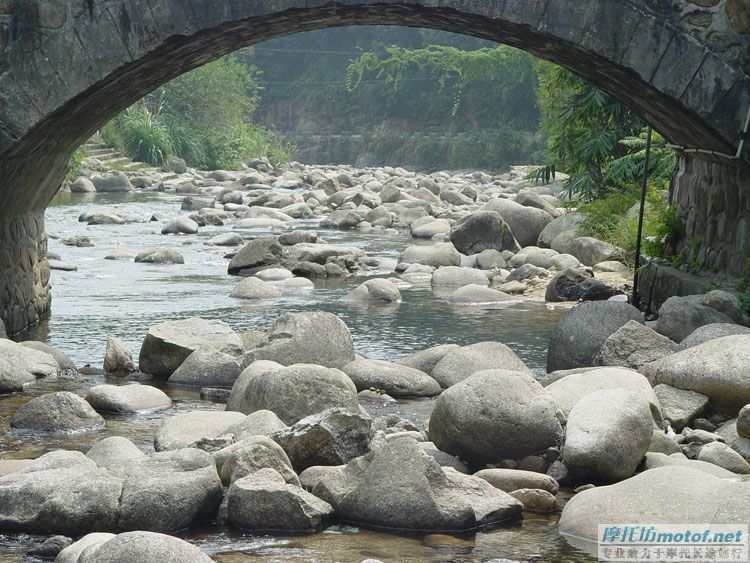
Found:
[1,190,595,562]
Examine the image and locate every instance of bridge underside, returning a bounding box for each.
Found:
[0,0,749,334]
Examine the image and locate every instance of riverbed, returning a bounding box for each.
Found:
[1,189,595,562]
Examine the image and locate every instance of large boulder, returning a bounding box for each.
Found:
[222,409,288,442]
[285,243,363,265]
[227,469,333,533]
[429,370,564,467]
[134,247,184,264]
[84,384,172,414]
[244,311,355,369]
[562,389,653,482]
[271,408,372,471]
[229,277,282,300]
[313,436,522,531]
[558,466,750,543]
[677,322,750,350]
[544,367,662,422]
[168,348,241,388]
[86,437,146,471]
[544,268,621,303]
[546,301,644,372]
[0,358,27,394]
[138,317,242,379]
[0,338,59,378]
[537,212,582,248]
[397,344,461,375]
[430,342,530,389]
[227,237,283,276]
[565,237,622,266]
[11,392,105,433]
[154,411,246,451]
[225,361,284,413]
[398,243,461,268]
[474,468,559,495]
[653,384,708,431]
[594,320,678,369]
[640,335,750,410]
[161,215,199,235]
[341,359,441,398]
[430,266,489,288]
[696,441,750,474]
[482,199,553,248]
[716,419,750,460]
[701,289,750,326]
[739,405,750,439]
[19,341,76,373]
[345,278,402,302]
[217,437,298,486]
[236,363,359,425]
[102,337,135,373]
[91,172,132,193]
[653,295,735,342]
[61,531,212,563]
[449,211,519,255]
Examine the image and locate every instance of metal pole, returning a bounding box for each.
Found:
[632,126,653,309]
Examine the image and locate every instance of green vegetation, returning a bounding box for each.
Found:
[65,149,86,181]
[103,57,293,170]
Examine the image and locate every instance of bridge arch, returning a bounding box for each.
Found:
[1,0,749,333]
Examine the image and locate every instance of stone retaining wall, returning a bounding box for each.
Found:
[0,211,50,335]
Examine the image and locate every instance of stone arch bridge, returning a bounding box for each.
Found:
[1,0,749,334]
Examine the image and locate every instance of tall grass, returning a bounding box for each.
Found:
[118,104,173,168]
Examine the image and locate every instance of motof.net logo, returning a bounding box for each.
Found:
[597,524,749,562]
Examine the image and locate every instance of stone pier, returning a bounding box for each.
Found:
[0,211,51,335]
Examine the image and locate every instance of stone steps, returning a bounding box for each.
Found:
[82,140,151,172]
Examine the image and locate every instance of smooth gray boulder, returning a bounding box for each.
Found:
[227,469,333,533]
[429,370,563,467]
[225,361,284,413]
[716,419,750,460]
[73,531,212,563]
[227,237,283,276]
[70,177,97,193]
[138,317,242,379]
[562,389,653,482]
[594,320,677,369]
[546,301,644,372]
[0,338,59,378]
[696,441,750,474]
[154,411,246,451]
[565,237,621,266]
[653,295,735,343]
[677,322,750,350]
[474,469,559,495]
[398,243,461,268]
[168,348,241,388]
[271,408,372,471]
[544,268,620,303]
[653,384,708,431]
[701,289,750,326]
[244,311,355,369]
[449,211,519,255]
[558,466,750,543]
[207,232,243,247]
[640,335,750,410]
[397,344,461,375]
[537,212,582,248]
[102,337,135,373]
[346,278,402,302]
[86,437,146,471]
[739,405,750,439]
[55,533,116,563]
[448,285,513,305]
[482,199,552,248]
[313,436,522,531]
[430,342,530,389]
[341,359,441,398]
[431,266,489,288]
[218,437,298,486]
[134,247,184,264]
[237,363,359,425]
[161,215,199,235]
[230,277,282,300]
[223,409,288,442]
[85,384,172,414]
[11,392,105,433]
[91,172,132,193]
[0,358,27,393]
[19,341,76,373]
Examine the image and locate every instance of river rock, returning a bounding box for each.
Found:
[677,322,750,350]
[701,289,750,326]
[475,249,507,269]
[397,344,461,375]
[341,359,441,398]
[482,199,552,248]
[509,488,558,513]
[546,301,644,372]
[70,177,96,193]
[138,317,242,379]
[696,441,750,473]
[86,436,146,471]
[716,419,750,459]
[19,341,76,373]
[223,409,288,442]
[313,436,522,531]
[230,276,283,300]
[134,247,184,264]
[563,389,653,482]
[447,285,513,304]
[653,295,735,343]
[653,384,708,431]
[161,215,199,235]
[558,466,750,543]
[449,211,519,255]
[739,405,750,439]
[398,243,461,268]
[594,320,678,369]
[271,408,372,471]
[429,370,563,467]
[545,268,620,302]
[11,392,105,433]
[227,468,333,532]
[640,335,750,410]
[474,468,559,495]
[411,218,450,239]
[91,172,132,193]
[154,410,246,451]
[225,361,284,412]
[0,358,26,393]
[537,212,582,248]
[66,531,212,563]
[565,237,622,266]
[227,237,283,276]
[346,278,401,302]
[26,535,72,559]
[169,348,242,388]
[85,384,172,414]
[245,311,355,369]
[102,337,135,373]
[218,437,298,486]
[55,533,116,563]
[207,232,243,246]
[544,367,661,422]
[430,342,530,389]
[431,266,489,288]
[0,338,59,378]
[237,363,359,425]
[104,246,137,260]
